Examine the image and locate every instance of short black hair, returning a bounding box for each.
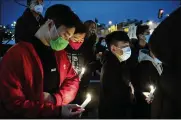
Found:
[44,4,80,29]
[27,0,43,6]
[105,31,130,49]
[75,21,87,34]
[136,24,149,37]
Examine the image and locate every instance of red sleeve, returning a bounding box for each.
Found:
[69,40,83,50]
[0,47,60,118]
[54,55,80,106]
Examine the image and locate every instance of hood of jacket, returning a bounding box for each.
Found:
[138,49,163,75]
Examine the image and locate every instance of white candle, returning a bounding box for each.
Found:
[79,67,86,81]
[81,94,91,108]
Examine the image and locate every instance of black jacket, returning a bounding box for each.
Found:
[98,51,133,119]
[132,49,162,118]
[78,34,97,65]
[149,7,181,118]
[15,8,44,43]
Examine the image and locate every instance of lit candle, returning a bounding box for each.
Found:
[143,85,156,99]
[81,93,91,108]
[150,85,156,94]
[79,67,86,81]
[81,67,85,75]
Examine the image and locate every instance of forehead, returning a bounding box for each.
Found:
[116,41,130,47]
[74,33,86,37]
[58,25,75,34]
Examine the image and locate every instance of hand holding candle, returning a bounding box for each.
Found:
[143,85,156,103]
[81,93,92,108]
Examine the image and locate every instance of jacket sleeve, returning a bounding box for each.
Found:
[137,62,157,92]
[53,55,80,106]
[0,50,60,118]
[69,40,83,50]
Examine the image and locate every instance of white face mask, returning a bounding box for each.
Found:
[117,47,131,61]
[34,4,44,14]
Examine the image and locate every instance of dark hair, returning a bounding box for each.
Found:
[105,31,130,49]
[27,0,43,6]
[44,4,80,29]
[136,24,149,37]
[84,20,97,31]
[75,22,87,34]
[97,37,105,45]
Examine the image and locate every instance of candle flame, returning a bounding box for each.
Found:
[81,67,86,74]
[87,93,91,99]
[150,85,156,93]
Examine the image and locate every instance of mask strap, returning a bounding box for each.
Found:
[54,25,60,38]
[48,30,52,40]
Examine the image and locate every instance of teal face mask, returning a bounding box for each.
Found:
[49,25,69,51]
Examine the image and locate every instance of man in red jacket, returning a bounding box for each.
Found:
[0,4,84,118]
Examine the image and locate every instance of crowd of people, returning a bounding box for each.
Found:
[0,0,180,118]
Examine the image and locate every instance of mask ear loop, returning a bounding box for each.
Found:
[48,27,52,40]
[54,24,60,38]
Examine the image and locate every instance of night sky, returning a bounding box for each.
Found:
[0,0,180,25]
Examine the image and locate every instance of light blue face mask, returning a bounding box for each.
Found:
[145,35,151,43]
[101,41,107,47]
[154,58,162,64]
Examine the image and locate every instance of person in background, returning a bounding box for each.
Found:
[15,0,45,43]
[96,37,107,55]
[73,20,98,117]
[0,4,84,118]
[149,7,181,118]
[65,21,87,73]
[131,24,150,58]
[77,20,98,93]
[68,22,87,51]
[98,31,134,119]
[133,48,163,118]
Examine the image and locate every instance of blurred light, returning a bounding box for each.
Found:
[3,26,6,29]
[81,67,86,75]
[11,24,14,27]
[158,9,164,19]
[13,21,16,24]
[148,21,153,25]
[108,21,112,25]
[160,9,164,14]
[87,93,91,99]
[166,14,169,17]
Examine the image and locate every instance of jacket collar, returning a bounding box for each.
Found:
[138,49,163,75]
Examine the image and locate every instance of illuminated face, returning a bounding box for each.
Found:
[111,41,130,56]
[70,33,86,43]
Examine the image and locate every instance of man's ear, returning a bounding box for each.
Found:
[46,19,54,31]
[110,45,116,52]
